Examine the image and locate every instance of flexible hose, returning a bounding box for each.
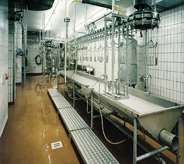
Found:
[67,32,77,45]
[67,0,82,17]
[99,107,129,145]
[85,95,91,114]
[114,6,124,15]
[35,55,42,65]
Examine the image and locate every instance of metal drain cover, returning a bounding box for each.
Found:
[51,141,63,149]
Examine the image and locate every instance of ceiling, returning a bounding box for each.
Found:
[23,0,184,41]
[25,0,134,32]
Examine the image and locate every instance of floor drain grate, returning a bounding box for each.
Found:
[51,141,63,149]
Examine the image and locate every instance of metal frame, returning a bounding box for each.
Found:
[57,72,182,164]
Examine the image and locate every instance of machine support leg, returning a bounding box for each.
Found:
[69,133,71,142]
[91,91,94,129]
[133,118,137,164]
[73,83,75,108]
[176,119,181,164]
[57,75,59,90]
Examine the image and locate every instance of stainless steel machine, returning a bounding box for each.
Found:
[42,40,60,77]
[56,0,183,164]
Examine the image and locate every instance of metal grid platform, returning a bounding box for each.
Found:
[71,128,119,164]
[48,88,62,97]
[48,88,119,164]
[59,108,89,131]
[52,96,71,109]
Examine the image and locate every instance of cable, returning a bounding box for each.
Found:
[35,55,42,65]
[99,107,129,145]
[85,95,91,114]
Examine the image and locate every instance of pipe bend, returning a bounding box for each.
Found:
[67,0,82,17]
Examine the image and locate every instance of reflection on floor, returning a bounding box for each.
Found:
[0,76,79,164]
[0,75,183,164]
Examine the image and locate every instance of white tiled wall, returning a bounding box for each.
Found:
[0,0,9,137]
[16,22,22,83]
[27,40,42,73]
[136,5,184,104]
[76,5,184,104]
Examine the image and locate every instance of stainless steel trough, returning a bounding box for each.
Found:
[57,70,183,152]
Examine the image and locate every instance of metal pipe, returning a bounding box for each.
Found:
[133,118,137,164]
[93,112,115,118]
[73,83,75,108]
[64,0,67,96]
[90,12,111,26]
[118,26,121,93]
[104,17,107,94]
[91,91,94,129]
[176,119,181,164]
[111,0,115,99]
[137,146,169,162]
[159,130,179,151]
[154,0,156,11]
[126,26,129,96]
[145,30,148,91]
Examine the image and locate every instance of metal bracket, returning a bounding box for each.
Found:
[104,17,112,21]
[112,13,128,19]
[93,112,116,118]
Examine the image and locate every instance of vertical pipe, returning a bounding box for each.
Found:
[43,12,45,40]
[118,25,121,93]
[176,119,181,164]
[154,0,156,11]
[73,83,75,108]
[13,34,15,102]
[57,74,59,90]
[104,17,107,94]
[133,118,137,164]
[91,91,94,129]
[22,10,26,85]
[111,0,115,99]
[25,21,27,84]
[126,26,129,95]
[145,30,148,91]
[64,0,67,96]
